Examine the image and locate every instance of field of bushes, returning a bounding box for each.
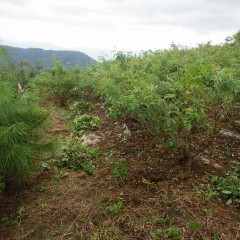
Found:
[0,32,240,239]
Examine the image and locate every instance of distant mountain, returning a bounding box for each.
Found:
[2,45,95,67]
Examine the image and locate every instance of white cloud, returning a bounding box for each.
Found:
[0,0,239,59]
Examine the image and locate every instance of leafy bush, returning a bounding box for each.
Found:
[33,59,79,105]
[211,162,240,205]
[56,138,99,174]
[0,82,48,193]
[68,34,240,161]
[31,32,240,163]
[14,60,37,86]
[68,100,93,117]
[72,114,102,134]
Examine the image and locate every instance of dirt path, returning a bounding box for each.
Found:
[46,110,70,140]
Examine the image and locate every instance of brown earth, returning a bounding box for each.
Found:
[0,95,240,240]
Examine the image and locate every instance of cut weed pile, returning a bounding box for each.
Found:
[0,94,240,240]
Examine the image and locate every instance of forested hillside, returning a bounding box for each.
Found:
[2,45,95,67]
[0,32,239,239]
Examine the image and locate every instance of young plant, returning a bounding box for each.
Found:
[81,161,95,175]
[149,229,162,239]
[56,138,99,175]
[152,214,171,225]
[72,37,240,162]
[0,82,48,194]
[52,170,69,182]
[109,159,128,179]
[72,114,102,134]
[187,221,202,230]
[210,162,240,205]
[40,162,51,171]
[106,200,123,214]
[164,226,182,240]
[104,150,116,160]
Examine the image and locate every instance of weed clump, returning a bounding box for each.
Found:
[56,138,99,175]
[109,159,128,179]
[211,162,240,205]
[72,114,102,134]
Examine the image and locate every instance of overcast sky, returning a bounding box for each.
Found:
[0,0,239,59]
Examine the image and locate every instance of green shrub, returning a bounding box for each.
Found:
[33,59,79,105]
[56,138,99,174]
[68,34,240,161]
[31,32,240,163]
[72,114,102,134]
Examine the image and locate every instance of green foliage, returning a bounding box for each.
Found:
[72,114,102,134]
[164,226,182,240]
[14,60,37,86]
[68,100,93,117]
[33,59,79,105]
[17,206,26,215]
[106,200,123,214]
[52,170,69,182]
[0,45,10,64]
[149,229,162,239]
[0,82,48,193]
[56,138,99,174]
[109,159,128,179]
[40,162,51,171]
[60,32,240,160]
[187,221,202,230]
[152,214,170,225]
[104,150,116,159]
[211,162,240,205]
[80,160,95,175]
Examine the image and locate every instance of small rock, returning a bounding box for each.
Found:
[220,129,240,140]
[212,163,222,169]
[80,133,102,145]
[200,156,210,165]
[199,156,222,169]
